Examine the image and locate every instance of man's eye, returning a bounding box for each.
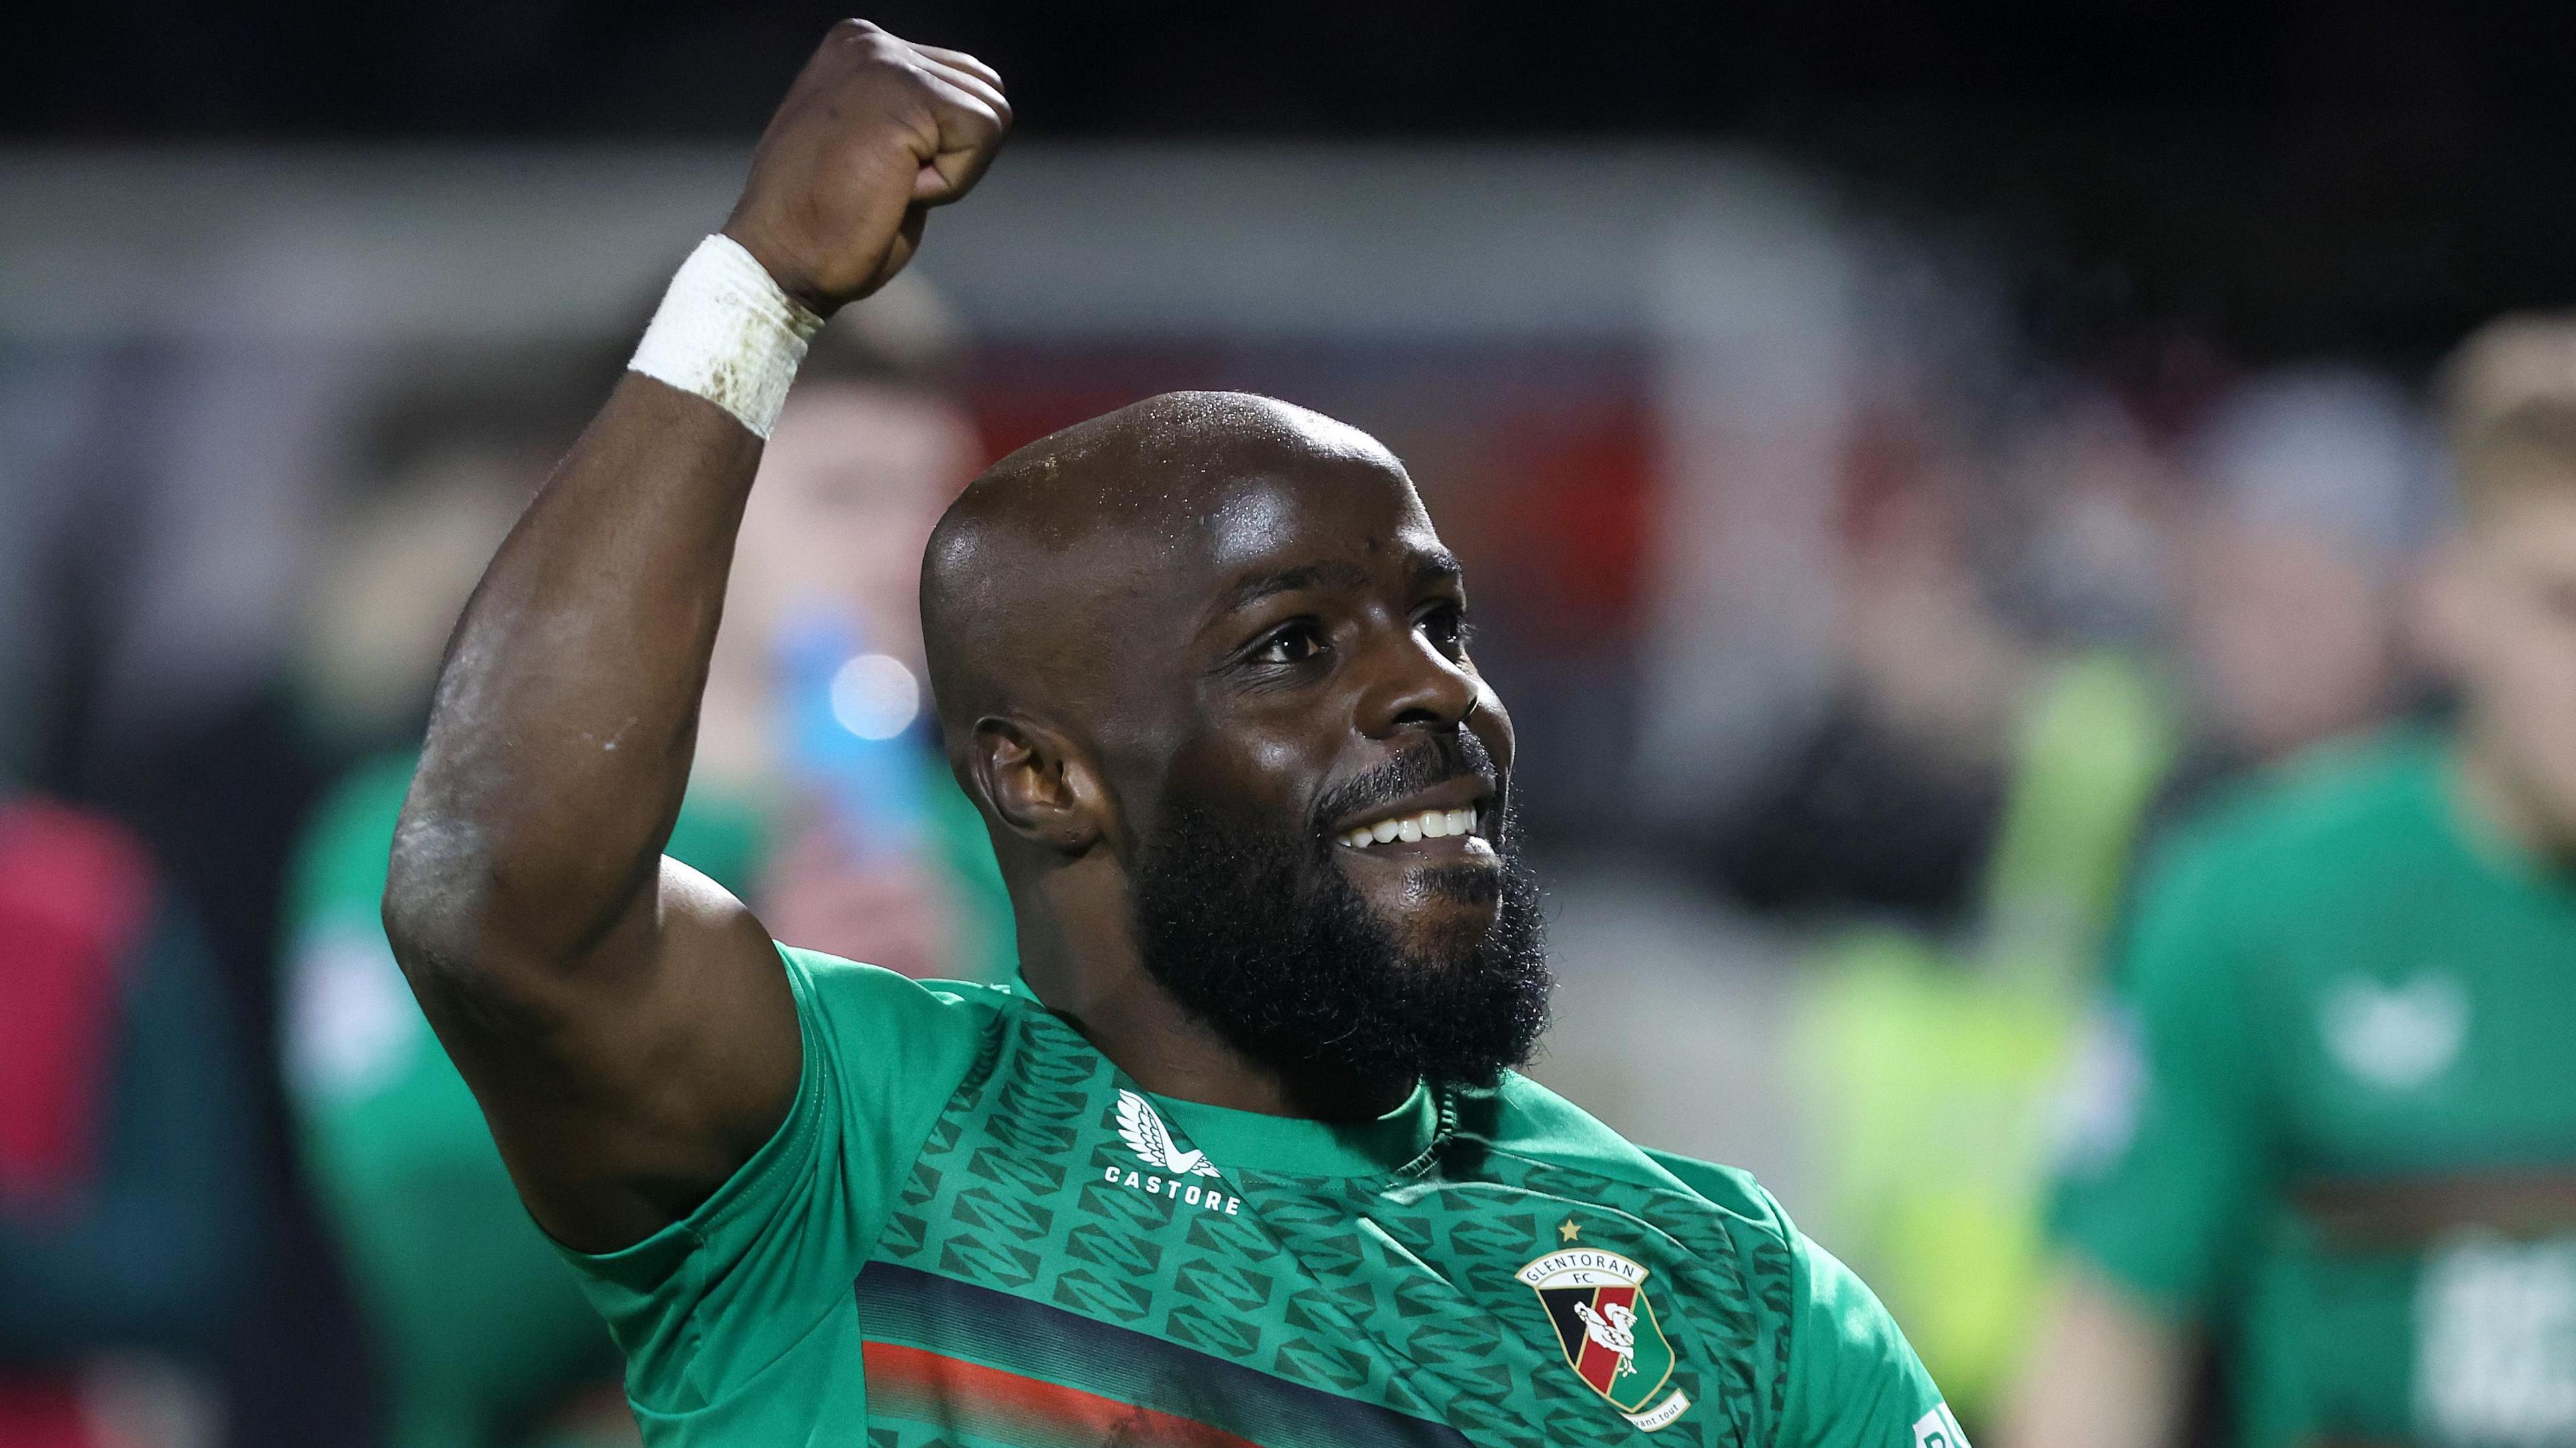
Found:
[1417,603,1470,655]
[1253,622,1327,665]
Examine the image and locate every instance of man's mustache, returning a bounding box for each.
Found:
[1313,731,1502,839]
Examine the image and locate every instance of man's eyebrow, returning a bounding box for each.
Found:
[1410,547,1464,587]
[1208,559,1375,620]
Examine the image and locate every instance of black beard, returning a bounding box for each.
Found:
[1127,738,1551,1089]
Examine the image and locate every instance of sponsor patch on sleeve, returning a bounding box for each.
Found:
[1913,1402,1970,1447]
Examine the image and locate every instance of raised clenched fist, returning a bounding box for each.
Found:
[721,20,1010,315]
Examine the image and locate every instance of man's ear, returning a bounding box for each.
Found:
[970,715,1108,854]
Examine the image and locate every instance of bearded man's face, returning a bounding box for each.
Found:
[1129,731,1550,1087]
[1059,457,1548,1084]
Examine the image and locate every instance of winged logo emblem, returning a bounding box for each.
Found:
[1116,1089,1221,1178]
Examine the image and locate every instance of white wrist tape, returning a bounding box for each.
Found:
[628,234,824,439]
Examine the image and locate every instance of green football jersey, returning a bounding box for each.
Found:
[561,947,1958,1447]
[2051,729,2576,1447]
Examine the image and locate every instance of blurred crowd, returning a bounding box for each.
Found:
[0,144,2557,1448]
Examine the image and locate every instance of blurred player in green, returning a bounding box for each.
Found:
[281,307,1010,1448]
[2008,315,2576,1447]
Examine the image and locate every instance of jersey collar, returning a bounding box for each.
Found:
[1150,1078,1444,1179]
[1009,968,1447,1176]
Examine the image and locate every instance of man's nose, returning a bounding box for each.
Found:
[1356,625,1479,736]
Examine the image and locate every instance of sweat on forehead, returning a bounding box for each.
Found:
[918,391,1414,731]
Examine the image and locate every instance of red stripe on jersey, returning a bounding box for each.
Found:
[865,1341,1273,1447]
[1572,1285,1638,1394]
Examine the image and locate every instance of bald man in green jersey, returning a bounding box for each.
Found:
[378,19,1961,1448]
[2009,317,2576,1448]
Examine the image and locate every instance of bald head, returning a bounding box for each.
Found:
[920,390,1411,747]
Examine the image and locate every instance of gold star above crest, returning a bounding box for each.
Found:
[1558,1218,1581,1242]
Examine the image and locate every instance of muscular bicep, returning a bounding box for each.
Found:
[399,856,802,1252]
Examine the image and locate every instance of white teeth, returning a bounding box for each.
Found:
[1338,805,1490,849]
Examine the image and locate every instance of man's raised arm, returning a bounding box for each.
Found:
[381,21,1008,1254]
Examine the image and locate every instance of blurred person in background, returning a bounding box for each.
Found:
[0,788,257,1448]
[2008,313,2576,1448]
[1703,408,2049,930]
[2158,368,2435,815]
[278,286,1010,1448]
[1735,359,2433,1431]
[1766,392,2183,1431]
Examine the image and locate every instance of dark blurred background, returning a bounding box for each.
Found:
[11,0,2576,359]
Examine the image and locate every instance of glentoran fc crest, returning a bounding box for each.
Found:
[1517,1247,1692,1431]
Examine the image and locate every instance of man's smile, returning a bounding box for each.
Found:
[1326,776,1499,873]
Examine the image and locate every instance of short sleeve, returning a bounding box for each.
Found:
[555,946,988,1417]
[1776,1219,1960,1447]
[2047,834,2267,1317]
